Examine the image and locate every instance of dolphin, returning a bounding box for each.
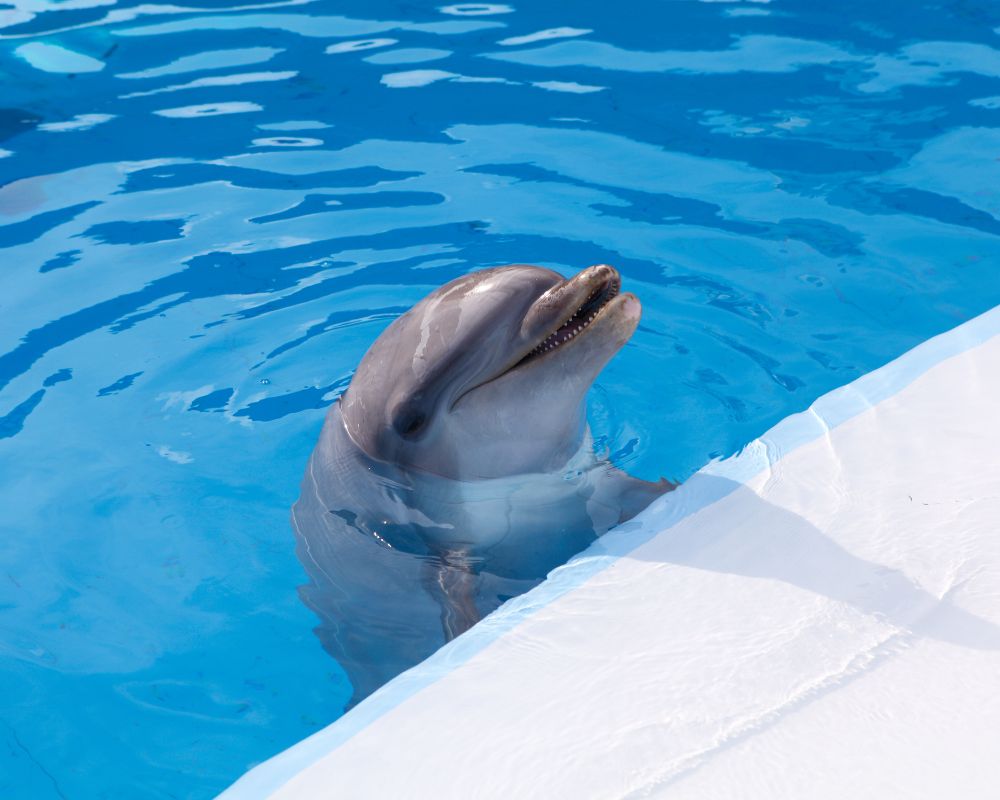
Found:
[293,265,671,705]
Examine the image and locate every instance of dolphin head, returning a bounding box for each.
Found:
[339,265,641,480]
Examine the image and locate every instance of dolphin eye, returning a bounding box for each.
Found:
[393,405,427,439]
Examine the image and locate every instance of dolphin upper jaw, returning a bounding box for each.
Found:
[518,264,619,343]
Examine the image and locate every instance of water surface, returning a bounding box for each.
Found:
[2,0,999,796]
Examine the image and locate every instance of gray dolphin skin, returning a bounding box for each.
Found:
[293,265,672,705]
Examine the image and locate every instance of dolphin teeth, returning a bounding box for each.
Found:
[517,272,622,367]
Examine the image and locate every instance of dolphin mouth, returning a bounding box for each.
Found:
[515,266,622,368]
[451,265,628,408]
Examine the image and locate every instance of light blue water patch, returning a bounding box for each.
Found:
[152,100,264,117]
[38,113,114,132]
[117,47,284,80]
[970,96,1000,109]
[325,37,399,54]
[257,120,333,131]
[363,47,452,65]
[439,3,514,15]
[881,127,1000,217]
[121,71,298,99]
[15,42,104,73]
[484,35,860,74]
[496,26,592,46]
[856,41,1000,93]
[533,80,605,93]
[114,14,503,38]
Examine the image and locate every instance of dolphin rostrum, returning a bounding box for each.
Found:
[293,265,672,705]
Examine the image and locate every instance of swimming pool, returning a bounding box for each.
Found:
[1,0,999,796]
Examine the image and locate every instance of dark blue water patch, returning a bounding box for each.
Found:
[807,349,853,372]
[696,368,728,386]
[189,388,234,413]
[593,193,759,234]
[0,371,71,437]
[79,218,186,246]
[686,380,749,424]
[42,368,72,387]
[760,0,1000,49]
[233,379,350,422]
[225,223,493,322]
[657,274,773,327]
[463,163,559,183]
[0,202,100,249]
[39,250,81,273]
[250,191,445,225]
[713,333,807,393]
[0,389,45,440]
[468,161,763,232]
[467,163,865,259]
[698,116,901,175]
[610,437,639,462]
[635,324,667,339]
[1,5,119,36]
[96,371,143,397]
[770,218,865,259]
[0,240,364,390]
[831,184,1000,237]
[436,228,707,305]
[0,109,40,142]
[120,163,423,195]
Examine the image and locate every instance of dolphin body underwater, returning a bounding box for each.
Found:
[293,265,672,704]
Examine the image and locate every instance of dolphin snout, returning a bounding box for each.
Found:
[519,264,620,343]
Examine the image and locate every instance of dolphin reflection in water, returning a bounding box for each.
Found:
[293,265,672,705]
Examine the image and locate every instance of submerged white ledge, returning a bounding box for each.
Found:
[222,305,1000,800]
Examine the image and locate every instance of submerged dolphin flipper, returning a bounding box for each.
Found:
[424,551,482,640]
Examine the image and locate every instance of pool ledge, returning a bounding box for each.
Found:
[221,303,1000,799]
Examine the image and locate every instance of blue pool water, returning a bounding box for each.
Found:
[2,0,999,796]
